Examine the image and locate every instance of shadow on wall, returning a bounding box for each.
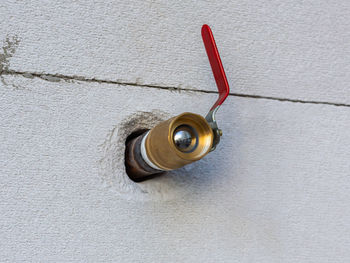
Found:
[98,110,232,201]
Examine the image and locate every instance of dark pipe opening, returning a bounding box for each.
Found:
[125,129,149,145]
[124,129,164,182]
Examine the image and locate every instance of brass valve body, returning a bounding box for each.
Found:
[145,112,213,170]
[125,112,214,182]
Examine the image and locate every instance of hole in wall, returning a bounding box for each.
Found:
[125,129,149,144]
[98,110,168,200]
[99,110,216,201]
[124,129,165,182]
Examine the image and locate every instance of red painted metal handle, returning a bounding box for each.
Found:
[201,24,230,110]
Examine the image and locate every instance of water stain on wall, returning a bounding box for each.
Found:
[0,35,20,73]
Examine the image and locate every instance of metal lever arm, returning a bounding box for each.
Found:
[201,24,230,150]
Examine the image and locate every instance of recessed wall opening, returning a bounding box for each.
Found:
[124,128,164,182]
[125,129,149,146]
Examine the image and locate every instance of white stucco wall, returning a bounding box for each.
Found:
[1,1,349,262]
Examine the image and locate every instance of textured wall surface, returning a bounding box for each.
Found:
[1,1,350,262]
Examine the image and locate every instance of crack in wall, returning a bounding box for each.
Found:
[2,69,350,108]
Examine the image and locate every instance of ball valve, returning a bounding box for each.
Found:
[126,25,230,182]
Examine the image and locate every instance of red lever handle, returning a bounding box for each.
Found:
[201,24,230,111]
